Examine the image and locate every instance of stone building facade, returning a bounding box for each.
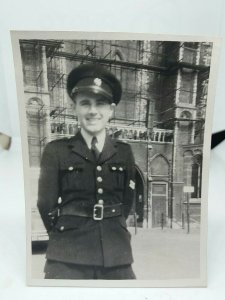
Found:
[19,39,211,237]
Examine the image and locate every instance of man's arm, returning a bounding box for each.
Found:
[37,142,60,232]
[123,144,136,219]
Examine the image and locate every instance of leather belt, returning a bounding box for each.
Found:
[58,203,122,220]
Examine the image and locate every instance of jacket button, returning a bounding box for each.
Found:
[68,166,74,171]
[119,167,123,171]
[96,165,102,171]
[97,177,103,182]
[112,209,116,213]
[112,166,116,171]
[98,188,103,194]
[60,226,64,231]
[98,199,104,205]
[58,197,62,204]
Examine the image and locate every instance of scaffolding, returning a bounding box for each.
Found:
[20,38,211,158]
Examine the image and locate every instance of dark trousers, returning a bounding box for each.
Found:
[44,259,136,280]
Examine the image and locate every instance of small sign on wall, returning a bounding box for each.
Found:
[183,186,194,193]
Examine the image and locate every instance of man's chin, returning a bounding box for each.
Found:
[84,126,104,135]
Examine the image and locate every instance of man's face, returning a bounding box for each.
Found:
[73,91,113,136]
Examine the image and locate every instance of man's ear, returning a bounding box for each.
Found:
[71,100,76,113]
[109,104,114,119]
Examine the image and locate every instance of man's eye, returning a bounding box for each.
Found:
[80,101,90,106]
[97,101,107,106]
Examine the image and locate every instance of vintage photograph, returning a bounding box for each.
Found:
[11,31,217,287]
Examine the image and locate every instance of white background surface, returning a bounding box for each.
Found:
[1,0,225,299]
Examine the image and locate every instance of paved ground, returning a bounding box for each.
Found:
[131,227,200,280]
[32,227,200,280]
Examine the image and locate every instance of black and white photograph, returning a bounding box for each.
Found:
[11,31,218,287]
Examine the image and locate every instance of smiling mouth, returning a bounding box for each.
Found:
[86,118,101,121]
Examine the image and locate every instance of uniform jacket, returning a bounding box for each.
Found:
[37,131,136,267]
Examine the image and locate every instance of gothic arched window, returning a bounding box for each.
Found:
[191,154,202,198]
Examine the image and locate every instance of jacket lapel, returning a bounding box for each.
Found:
[98,134,118,164]
[68,131,94,162]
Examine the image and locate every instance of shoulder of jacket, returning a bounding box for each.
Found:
[45,137,70,149]
[115,139,130,147]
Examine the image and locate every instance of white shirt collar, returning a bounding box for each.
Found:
[80,129,106,152]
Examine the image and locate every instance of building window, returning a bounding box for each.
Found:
[191,155,202,198]
[179,69,195,104]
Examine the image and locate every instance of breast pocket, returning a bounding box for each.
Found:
[60,162,85,191]
[108,163,126,190]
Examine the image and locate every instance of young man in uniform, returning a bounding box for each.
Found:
[38,63,136,279]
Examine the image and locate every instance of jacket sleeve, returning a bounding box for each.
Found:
[37,142,60,232]
[123,144,136,219]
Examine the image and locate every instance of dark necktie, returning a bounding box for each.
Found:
[91,136,100,160]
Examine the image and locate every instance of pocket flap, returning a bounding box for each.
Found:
[60,161,84,172]
[108,163,126,172]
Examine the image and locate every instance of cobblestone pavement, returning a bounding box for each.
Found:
[32,227,200,280]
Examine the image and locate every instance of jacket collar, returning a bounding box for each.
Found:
[68,131,117,163]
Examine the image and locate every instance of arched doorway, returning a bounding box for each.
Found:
[150,154,170,227]
[135,166,145,227]
[151,181,168,227]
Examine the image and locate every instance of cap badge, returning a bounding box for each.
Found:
[71,87,78,95]
[94,78,102,87]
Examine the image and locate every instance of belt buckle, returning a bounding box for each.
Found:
[93,204,104,220]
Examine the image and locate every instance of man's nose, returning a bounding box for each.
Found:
[88,104,98,114]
